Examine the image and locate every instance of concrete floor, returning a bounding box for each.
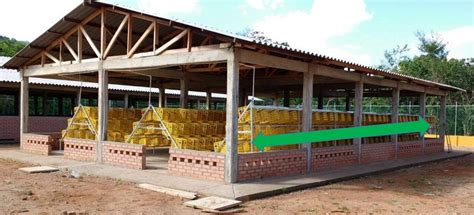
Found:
[0,144,470,200]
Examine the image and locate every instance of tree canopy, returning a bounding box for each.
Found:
[0,35,28,57]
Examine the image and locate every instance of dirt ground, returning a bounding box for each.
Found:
[0,154,472,214]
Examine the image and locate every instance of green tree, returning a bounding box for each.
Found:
[0,35,28,57]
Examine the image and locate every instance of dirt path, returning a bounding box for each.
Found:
[0,154,472,214]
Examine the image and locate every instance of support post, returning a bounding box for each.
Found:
[345,92,351,111]
[159,87,166,108]
[391,86,400,159]
[439,95,447,142]
[419,92,427,154]
[124,93,129,108]
[354,80,363,164]
[317,92,324,110]
[302,67,314,172]
[75,91,81,106]
[224,48,239,183]
[273,93,279,106]
[20,73,29,141]
[180,77,188,108]
[206,91,212,110]
[283,89,290,107]
[97,69,108,163]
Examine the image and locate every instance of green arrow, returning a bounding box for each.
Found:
[253,116,430,151]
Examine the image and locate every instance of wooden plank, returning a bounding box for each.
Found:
[187,28,192,52]
[154,29,189,55]
[224,48,239,183]
[100,7,106,59]
[80,26,101,58]
[62,39,79,61]
[77,29,83,62]
[138,184,197,200]
[104,14,129,58]
[127,14,133,53]
[128,23,154,58]
[43,51,60,64]
[19,166,59,173]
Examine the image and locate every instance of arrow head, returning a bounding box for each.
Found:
[252,132,265,151]
[417,116,430,137]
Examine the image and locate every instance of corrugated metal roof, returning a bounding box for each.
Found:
[1,0,464,92]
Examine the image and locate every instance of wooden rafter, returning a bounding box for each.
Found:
[154,28,189,55]
[100,7,106,59]
[43,51,59,64]
[104,14,129,58]
[79,26,101,58]
[62,39,79,61]
[128,22,154,58]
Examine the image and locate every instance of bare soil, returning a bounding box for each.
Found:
[0,154,472,214]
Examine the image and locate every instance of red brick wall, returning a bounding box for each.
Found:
[398,141,423,158]
[0,116,68,142]
[64,138,96,162]
[312,145,357,172]
[361,142,396,164]
[20,133,52,156]
[424,138,444,154]
[103,141,146,169]
[168,148,225,181]
[238,149,307,182]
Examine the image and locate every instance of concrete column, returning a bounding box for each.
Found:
[354,80,364,164]
[20,74,29,138]
[439,95,447,141]
[345,92,351,111]
[224,49,239,183]
[283,89,290,107]
[75,91,81,106]
[302,69,314,172]
[206,91,212,110]
[391,87,400,158]
[180,78,188,108]
[97,69,108,163]
[124,93,129,108]
[159,87,166,108]
[317,93,324,109]
[419,92,426,145]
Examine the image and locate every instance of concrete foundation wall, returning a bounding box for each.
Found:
[168,148,225,181]
[0,116,68,142]
[237,149,307,182]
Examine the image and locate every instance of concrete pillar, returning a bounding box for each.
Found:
[75,91,81,106]
[391,87,400,158]
[180,78,188,108]
[224,49,239,183]
[345,92,351,111]
[302,69,314,172]
[354,80,363,164]
[20,74,29,138]
[439,95,447,141]
[283,89,290,107]
[124,93,129,108]
[419,92,426,145]
[206,91,212,110]
[317,93,324,109]
[159,87,166,108]
[97,69,108,163]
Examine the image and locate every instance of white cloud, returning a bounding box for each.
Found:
[440,26,474,59]
[253,0,373,65]
[0,0,80,41]
[137,0,200,17]
[246,0,285,10]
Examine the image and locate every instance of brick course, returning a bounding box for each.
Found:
[398,141,423,158]
[361,142,396,164]
[168,148,225,181]
[20,133,52,155]
[63,138,96,161]
[0,116,68,142]
[103,141,146,169]
[312,145,357,172]
[424,139,444,154]
[238,149,307,182]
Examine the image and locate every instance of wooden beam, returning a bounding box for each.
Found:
[24,48,228,77]
[77,29,83,62]
[43,51,60,64]
[104,14,129,58]
[153,21,159,53]
[100,7,106,59]
[154,29,189,55]
[187,28,192,52]
[127,13,133,53]
[79,26,101,58]
[62,39,79,61]
[128,23,154,58]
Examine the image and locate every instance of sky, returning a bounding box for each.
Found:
[0,0,472,67]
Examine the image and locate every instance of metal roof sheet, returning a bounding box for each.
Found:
[1,0,464,92]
